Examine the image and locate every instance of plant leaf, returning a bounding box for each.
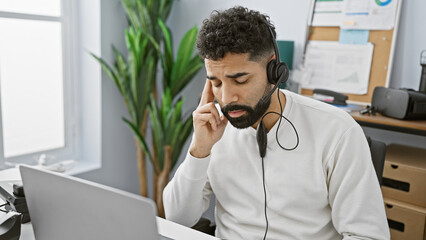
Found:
[170,26,198,84]
[171,56,203,97]
[158,19,173,87]
[122,117,153,163]
[172,116,193,166]
[113,46,138,123]
[91,53,124,96]
[149,95,165,169]
[121,0,141,28]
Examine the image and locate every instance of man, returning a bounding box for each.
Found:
[163,6,390,240]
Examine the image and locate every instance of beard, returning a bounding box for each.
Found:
[221,84,273,129]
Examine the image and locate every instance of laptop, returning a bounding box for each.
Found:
[19,165,173,240]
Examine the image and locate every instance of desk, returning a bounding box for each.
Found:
[350,112,426,136]
[18,217,219,240]
[303,94,426,136]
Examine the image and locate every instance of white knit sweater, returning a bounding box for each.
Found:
[164,90,390,240]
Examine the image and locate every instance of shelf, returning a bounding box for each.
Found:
[350,112,426,136]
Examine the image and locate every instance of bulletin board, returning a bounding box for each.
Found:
[300,0,402,103]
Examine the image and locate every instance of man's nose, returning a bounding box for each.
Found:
[221,84,238,105]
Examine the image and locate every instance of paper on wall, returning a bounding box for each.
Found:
[341,0,398,30]
[339,29,370,44]
[301,41,374,95]
[312,0,344,27]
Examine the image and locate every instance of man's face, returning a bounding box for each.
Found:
[205,53,273,129]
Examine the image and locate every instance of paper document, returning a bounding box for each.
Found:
[312,0,344,27]
[302,41,374,95]
[339,29,370,44]
[341,0,398,30]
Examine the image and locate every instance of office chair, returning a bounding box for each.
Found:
[192,136,387,235]
[366,136,386,185]
[191,217,216,236]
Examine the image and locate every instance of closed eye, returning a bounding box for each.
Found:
[213,81,222,87]
[236,79,248,85]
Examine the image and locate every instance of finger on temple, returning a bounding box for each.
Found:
[199,79,215,106]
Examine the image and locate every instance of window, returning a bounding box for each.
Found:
[0,0,79,169]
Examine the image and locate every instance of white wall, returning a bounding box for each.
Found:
[76,0,142,195]
[390,0,426,90]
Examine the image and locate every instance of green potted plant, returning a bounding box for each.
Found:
[92,0,203,217]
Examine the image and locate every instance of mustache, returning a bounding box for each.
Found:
[221,104,254,115]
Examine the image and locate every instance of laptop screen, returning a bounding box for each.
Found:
[20,165,162,240]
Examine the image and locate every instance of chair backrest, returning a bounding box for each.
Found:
[366,136,386,185]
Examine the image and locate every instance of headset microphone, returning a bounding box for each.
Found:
[256,26,289,158]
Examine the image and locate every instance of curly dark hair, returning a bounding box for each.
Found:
[196,6,276,63]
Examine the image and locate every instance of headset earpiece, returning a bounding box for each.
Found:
[266,59,289,85]
[276,62,289,84]
[266,59,278,84]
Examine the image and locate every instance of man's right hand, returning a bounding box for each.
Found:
[190,79,228,158]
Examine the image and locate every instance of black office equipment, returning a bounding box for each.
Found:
[371,87,426,120]
[0,182,30,223]
[0,213,21,240]
[12,184,24,198]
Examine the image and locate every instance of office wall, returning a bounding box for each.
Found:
[390,0,426,90]
[76,0,142,195]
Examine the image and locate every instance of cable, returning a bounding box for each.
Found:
[0,202,9,213]
[261,156,269,240]
[260,90,300,151]
[276,89,299,150]
[260,89,300,239]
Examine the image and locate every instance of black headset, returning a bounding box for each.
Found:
[256,25,291,159]
[265,26,289,95]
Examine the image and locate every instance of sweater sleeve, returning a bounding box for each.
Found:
[325,125,390,240]
[163,151,213,227]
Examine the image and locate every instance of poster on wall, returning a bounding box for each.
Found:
[312,0,343,26]
[311,0,398,30]
[302,41,374,95]
[341,0,398,30]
